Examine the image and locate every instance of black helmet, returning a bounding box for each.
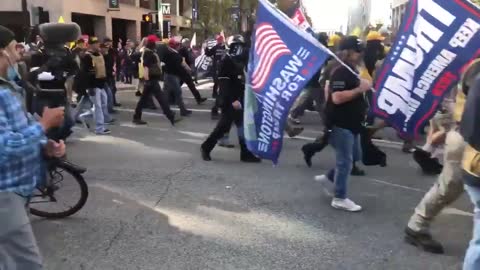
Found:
[229,35,246,57]
[230,34,245,45]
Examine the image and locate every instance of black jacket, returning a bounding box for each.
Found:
[103,52,115,78]
[218,54,246,109]
[179,46,194,67]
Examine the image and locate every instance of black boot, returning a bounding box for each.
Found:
[239,139,261,163]
[404,227,444,254]
[351,163,366,176]
[197,97,207,105]
[211,107,219,120]
[301,145,314,168]
[201,141,214,161]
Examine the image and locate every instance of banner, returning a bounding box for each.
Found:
[194,39,217,79]
[244,0,331,163]
[290,6,315,35]
[373,0,480,137]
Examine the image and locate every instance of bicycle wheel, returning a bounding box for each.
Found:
[30,162,89,219]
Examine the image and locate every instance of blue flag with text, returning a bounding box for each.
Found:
[244,0,330,164]
[373,0,480,137]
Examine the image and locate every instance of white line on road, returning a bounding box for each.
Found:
[118,91,216,101]
[116,107,212,114]
[114,108,404,149]
[362,178,426,193]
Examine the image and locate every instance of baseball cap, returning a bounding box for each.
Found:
[168,37,180,48]
[339,36,365,53]
[0,25,15,49]
[147,35,159,43]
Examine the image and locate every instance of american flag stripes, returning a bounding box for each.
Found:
[251,23,291,91]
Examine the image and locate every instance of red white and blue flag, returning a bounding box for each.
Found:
[244,0,331,164]
[373,0,480,137]
[251,23,292,91]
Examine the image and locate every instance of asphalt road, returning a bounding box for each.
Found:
[33,81,473,270]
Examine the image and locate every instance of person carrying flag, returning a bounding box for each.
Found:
[315,36,371,212]
[201,35,261,163]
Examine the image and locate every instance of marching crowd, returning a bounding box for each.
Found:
[0,1,480,269]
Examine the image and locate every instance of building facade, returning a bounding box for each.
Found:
[391,0,408,32]
[0,0,192,43]
[347,0,372,35]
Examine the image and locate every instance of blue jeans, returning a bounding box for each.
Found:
[74,95,93,121]
[327,126,361,199]
[164,73,187,114]
[464,182,480,270]
[93,88,111,133]
[104,83,114,112]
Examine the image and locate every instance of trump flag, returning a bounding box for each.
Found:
[244,0,331,164]
[373,0,480,137]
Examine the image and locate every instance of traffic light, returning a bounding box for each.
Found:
[142,14,152,23]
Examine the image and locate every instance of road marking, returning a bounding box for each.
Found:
[177,138,204,145]
[442,207,473,217]
[113,109,406,150]
[117,91,216,101]
[116,107,213,113]
[362,177,426,193]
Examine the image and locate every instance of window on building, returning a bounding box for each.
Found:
[140,0,154,9]
[179,0,184,15]
[120,0,136,6]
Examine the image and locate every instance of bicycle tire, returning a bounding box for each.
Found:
[30,163,89,219]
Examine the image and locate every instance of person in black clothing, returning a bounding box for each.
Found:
[206,35,226,118]
[122,40,135,84]
[314,36,371,212]
[289,32,329,122]
[133,35,177,125]
[116,39,124,82]
[163,38,192,116]
[103,37,121,107]
[201,35,260,163]
[179,38,207,105]
[364,33,385,125]
[100,43,115,113]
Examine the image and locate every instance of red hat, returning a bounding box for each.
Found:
[168,37,179,48]
[147,35,159,43]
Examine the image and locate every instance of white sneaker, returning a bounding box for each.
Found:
[314,175,333,197]
[331,198,362,212]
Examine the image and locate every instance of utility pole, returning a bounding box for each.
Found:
[157,0,163,37]
[22,0,30,42]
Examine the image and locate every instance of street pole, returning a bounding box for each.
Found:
[21,0,29,42]
[158,0,163,37]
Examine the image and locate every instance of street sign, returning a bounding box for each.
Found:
[161,3,171,18]
[108,0,120,10]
